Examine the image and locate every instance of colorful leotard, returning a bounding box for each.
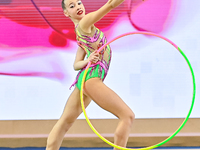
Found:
[70,25,112,90]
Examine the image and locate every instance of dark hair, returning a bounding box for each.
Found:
[61,0,66,10]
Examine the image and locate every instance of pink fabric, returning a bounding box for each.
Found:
[0,0,178,80]
[128,0,175,33]
[0,0,176,47]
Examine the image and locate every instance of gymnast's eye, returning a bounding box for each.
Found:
[78,1,82,5]
[69,3,75,8]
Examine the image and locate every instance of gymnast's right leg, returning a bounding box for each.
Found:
[46,87,91,150]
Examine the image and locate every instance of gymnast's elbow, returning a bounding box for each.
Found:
[73,63,84,71]
[108,0,125,8]
[73,65,79,71]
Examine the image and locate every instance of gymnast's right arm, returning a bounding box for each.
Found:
[73,47,100,71]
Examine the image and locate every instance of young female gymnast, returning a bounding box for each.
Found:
[46,0,135,150]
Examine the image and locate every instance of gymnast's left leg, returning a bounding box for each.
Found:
[84,78,135,150]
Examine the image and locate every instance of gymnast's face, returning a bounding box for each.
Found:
[63,0,85,20]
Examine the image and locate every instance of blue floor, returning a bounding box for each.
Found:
[0,147,200,150]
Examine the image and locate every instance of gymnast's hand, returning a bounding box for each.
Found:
[88,50,100,64]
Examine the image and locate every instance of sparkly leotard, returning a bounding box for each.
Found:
[70,25,112,90]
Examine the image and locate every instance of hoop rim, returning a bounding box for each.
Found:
[80,31,196,150]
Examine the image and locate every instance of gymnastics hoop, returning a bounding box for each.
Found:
[80,31,196,150]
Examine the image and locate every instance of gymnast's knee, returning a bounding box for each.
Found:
[123,111,135,126]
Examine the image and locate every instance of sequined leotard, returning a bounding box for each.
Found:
[70,25,112,90]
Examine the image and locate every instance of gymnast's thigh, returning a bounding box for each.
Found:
[60,87,91,123]
[83,78,134,119]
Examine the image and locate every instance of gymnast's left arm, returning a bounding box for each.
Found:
[108,0,125,8]
[79,0,125,32]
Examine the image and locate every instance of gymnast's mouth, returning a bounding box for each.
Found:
[77,10,83,15]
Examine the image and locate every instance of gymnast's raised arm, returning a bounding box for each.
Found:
[79,0,125,33]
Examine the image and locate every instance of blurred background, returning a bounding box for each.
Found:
[0,0,199,120]
[0,0,199,148]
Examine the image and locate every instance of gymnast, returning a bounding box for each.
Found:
[46,0,135,150]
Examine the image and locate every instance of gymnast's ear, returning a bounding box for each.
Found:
[64,10,70,17]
